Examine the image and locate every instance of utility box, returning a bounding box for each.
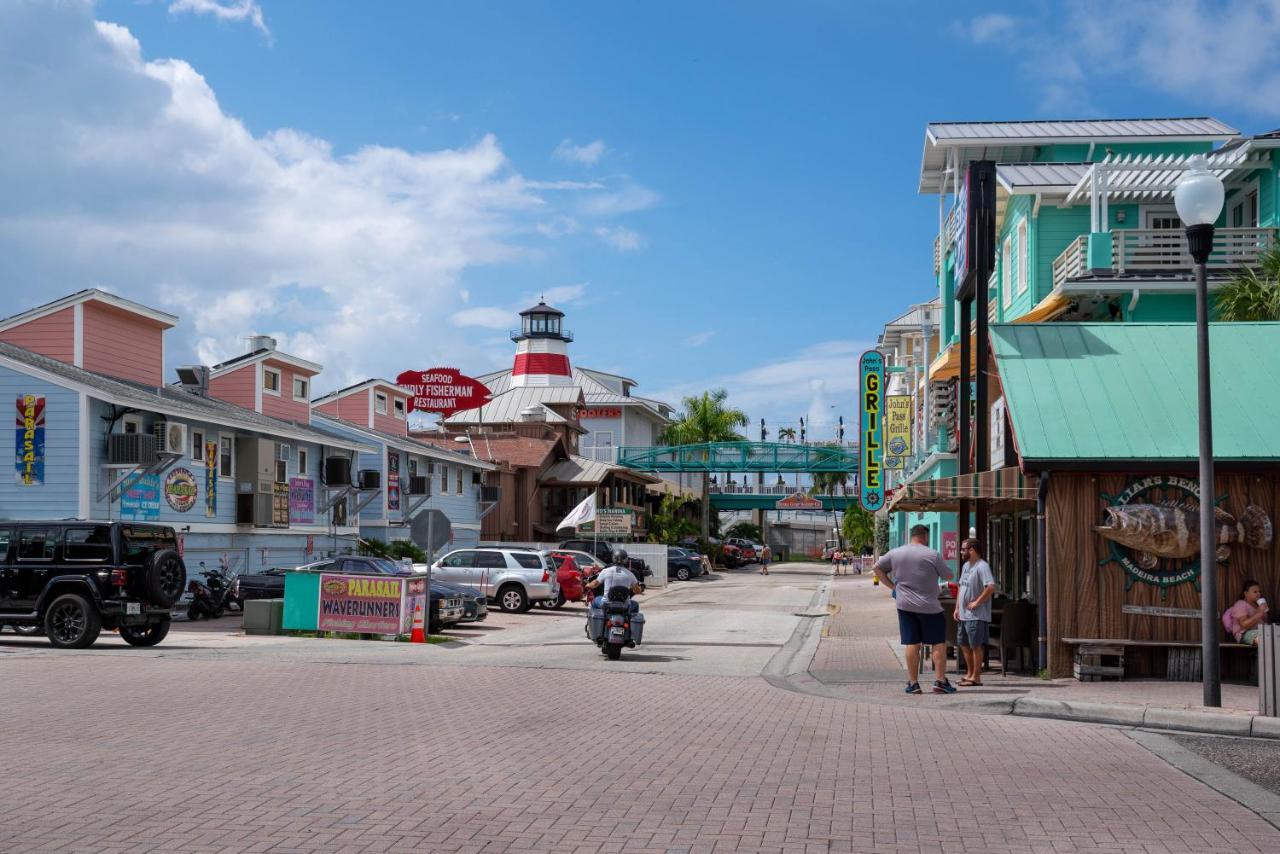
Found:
[243,598,283,635]
[1262,624,1279,717]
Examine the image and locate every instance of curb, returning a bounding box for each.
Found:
[1010,696,1280,739]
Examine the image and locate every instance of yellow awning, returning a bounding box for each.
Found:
[1019,291,1071,323]
[928,295,1072,380]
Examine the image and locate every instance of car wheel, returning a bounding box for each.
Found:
[143,549,187,608]
[497,584,528,613]
[44,593,102,650]
[187,605,202,621]
[120,620,170,647]
[676,566,690,581]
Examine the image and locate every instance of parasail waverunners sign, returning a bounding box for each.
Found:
[396,368,492,417]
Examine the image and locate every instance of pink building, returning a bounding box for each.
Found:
[207,336,322,423]
[312,379,411,436]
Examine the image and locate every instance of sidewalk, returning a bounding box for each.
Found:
[806,572,1280,739]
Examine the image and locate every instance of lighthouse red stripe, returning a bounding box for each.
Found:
[512,353,571,376]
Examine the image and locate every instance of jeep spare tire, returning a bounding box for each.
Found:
[143,549,186,607]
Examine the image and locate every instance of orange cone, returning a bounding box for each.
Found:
[410,599,427,643]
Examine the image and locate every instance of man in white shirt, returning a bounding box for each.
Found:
[588,550,640,606]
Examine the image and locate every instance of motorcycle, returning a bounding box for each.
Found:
[186,568,239,620]
[585,586,645,661]
[198,563,242,612]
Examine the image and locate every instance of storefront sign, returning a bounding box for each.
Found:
[885,395,912,469]
[942,531,958,562]
[579,507,633,535]
[14,394,45,486]
[990,396,1007,470]
[387,451,401,511]
[204,441,218,517]
[163,468,198,512]
[1121,605,1201,619]
[580,407,621,419]
[859,351,885,511]
[402,576,427,634]
[317,573,404,635]
[121,473,161,521]
[289,477,315,525]
[776,492,823,510]
[395,368,491,416]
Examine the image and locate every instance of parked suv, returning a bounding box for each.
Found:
[0,522,186,649]
[558,539,649,577]
[429,547,558,613]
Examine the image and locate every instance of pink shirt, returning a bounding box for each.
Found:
[1223,599,1266,641]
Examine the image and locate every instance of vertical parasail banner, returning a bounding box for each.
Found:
[859,351,885,511]
[14,395,46,486]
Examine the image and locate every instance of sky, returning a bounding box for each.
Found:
[5,0,1280,438]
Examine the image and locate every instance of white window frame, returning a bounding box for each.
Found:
[122,414,143,435]
[440,464,448,494]
[292,376,309,401]
[1016,219,1029,295]
[393,397,406,419]
[263,366,282,396]
[1001,235,1013,309]
[191,429,205,461]
[298,447,309,475]
[375,392,388,415]
[219,433,235,480]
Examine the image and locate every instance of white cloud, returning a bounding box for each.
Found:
[449,307,517,330]
[537,284,587,305]
[0,3,651,392]
[966,13,1017,44]
[579,180,660,216]
[553,138,606,166]
[169,0,270,39]
[593,225,645,252]
[684,330,715,347]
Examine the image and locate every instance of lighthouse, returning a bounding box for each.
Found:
[510,299,574,387]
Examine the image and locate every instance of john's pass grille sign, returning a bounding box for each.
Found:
[858,351,885,511]
[1096,476,1273,592]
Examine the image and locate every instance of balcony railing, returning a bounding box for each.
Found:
[1052,227,1277,290]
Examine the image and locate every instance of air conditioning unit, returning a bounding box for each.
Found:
[324,456,353,486]
[108,433,157,465]
[407,475,429,496]
[472,472,482,485]
[276,443,290,462]
[153,421,188,456]
[358,469,381,491]
[480,485,500,502]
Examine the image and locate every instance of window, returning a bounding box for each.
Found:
[122,414,142,435]
[274,446,287,485]
[475,551,505,569]
[0,529,10,560]
[298,447,309,475]
[1001,236,1013,309]
[191,429,205,461]
[293,376,309,400]
[18,528,57,561]
[512,552,542,570]
[440,464,448,494]
[442,551,475,568]
[456,467,463,495]
[407,458,417,478]
[393,398,406,419]
[219,435,234,478]
[263,367,281,394]
[65,526,112,562]
[375,392,388,415]
[1016,219,1029,295]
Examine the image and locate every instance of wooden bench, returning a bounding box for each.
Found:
[1063,638,1253,682]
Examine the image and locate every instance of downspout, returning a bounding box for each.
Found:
[1036,470,1050,673]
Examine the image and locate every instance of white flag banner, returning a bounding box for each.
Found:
[557,492,596,531]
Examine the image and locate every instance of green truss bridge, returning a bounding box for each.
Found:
[616,442,860,510]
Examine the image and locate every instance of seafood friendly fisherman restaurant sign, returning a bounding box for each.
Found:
[395,368,491,417]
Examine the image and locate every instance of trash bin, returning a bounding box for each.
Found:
[1261,624,1279,717]
[244,598,284,635]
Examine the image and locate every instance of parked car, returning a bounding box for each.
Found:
[720,543,746,568]
[543,551,589,608]
[429,579,487,623]
[551,549,607,572]
[666,547,703,581]
[236,555,465,632]
[0,521,186,649]
[558,539,649,578]
[429,547,559,613]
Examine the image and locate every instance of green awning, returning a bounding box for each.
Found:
[991,322,1280,465]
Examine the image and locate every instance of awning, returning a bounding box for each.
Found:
[888,467,1039,512]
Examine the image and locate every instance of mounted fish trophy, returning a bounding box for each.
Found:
[1096,501,1273,571]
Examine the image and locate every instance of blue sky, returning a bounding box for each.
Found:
[6,0,1280,435]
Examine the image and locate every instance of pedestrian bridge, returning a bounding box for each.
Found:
[616,441,859,473]
[707,484,857,511]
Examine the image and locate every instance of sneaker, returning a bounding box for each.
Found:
[904,681,922,695]
[932,679,957,695]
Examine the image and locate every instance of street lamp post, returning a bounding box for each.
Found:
[1174,154,1225,708]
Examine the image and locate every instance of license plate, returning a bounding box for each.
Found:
[126,602,141,615]
[609,628,625,638]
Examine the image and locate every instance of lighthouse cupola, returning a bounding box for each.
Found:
[510,299,573,387]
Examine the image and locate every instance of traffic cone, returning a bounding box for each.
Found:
[410,600,426,643]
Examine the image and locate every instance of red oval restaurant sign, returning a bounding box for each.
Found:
[396,368,492,416]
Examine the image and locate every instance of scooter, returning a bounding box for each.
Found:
[186,569,238,620]
[585,587,645,661]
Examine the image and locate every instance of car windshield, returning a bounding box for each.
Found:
[365,558,407,575]
[119,525,178,565]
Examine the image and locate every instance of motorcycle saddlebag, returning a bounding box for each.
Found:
[588,604,606,643]
[629,611,645,646]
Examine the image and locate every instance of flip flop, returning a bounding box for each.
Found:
[958,678,979,687]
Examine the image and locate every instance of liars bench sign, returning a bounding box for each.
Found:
[396,368,492,417]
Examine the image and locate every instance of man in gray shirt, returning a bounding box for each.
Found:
[872,524,956,695]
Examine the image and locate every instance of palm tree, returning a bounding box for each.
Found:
[1216,245,1280,321]
[662,389,749,540]
[777,427,796,443]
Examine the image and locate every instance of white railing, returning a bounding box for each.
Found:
[933,204,961,276]
[1052,227,1276,290]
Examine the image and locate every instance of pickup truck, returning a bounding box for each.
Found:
[234,555,465,632]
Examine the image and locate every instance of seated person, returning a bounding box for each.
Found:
[587,549,641,614]
[1222,579,1270,646]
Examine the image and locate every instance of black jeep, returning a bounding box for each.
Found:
[0,522,186,649]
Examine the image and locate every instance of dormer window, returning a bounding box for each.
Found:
[393,398,406,419]
[375,392,388,415]
[263,367,281,394]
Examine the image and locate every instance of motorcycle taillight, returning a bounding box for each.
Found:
[110,569,129,588]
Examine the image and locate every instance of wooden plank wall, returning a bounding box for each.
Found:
[1046,471,1280,677]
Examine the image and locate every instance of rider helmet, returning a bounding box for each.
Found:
[611,548,629,566]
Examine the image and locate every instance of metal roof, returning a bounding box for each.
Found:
[992,323,1280,464]
[443,385,581,425]
[0,342,371,451]
[0,288,178,331]
[920,117,1238,193]
[996,162,1091,194]
[543,455,659,485]
[310,414,495,470]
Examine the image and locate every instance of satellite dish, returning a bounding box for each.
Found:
[410,509,452,554]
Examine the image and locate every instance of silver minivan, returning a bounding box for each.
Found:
[426,548,558,613]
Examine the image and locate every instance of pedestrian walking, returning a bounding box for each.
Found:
[953,539,995,687]
[832,549,842,575]
[760,544,771,575]
[872,525,956,695]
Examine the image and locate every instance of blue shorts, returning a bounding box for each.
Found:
[898,609,945,646]
[956,620,989,648]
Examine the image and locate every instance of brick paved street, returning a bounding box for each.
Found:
[2,564,1278,853]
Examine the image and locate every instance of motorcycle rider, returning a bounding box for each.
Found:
[588,549,641,612]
